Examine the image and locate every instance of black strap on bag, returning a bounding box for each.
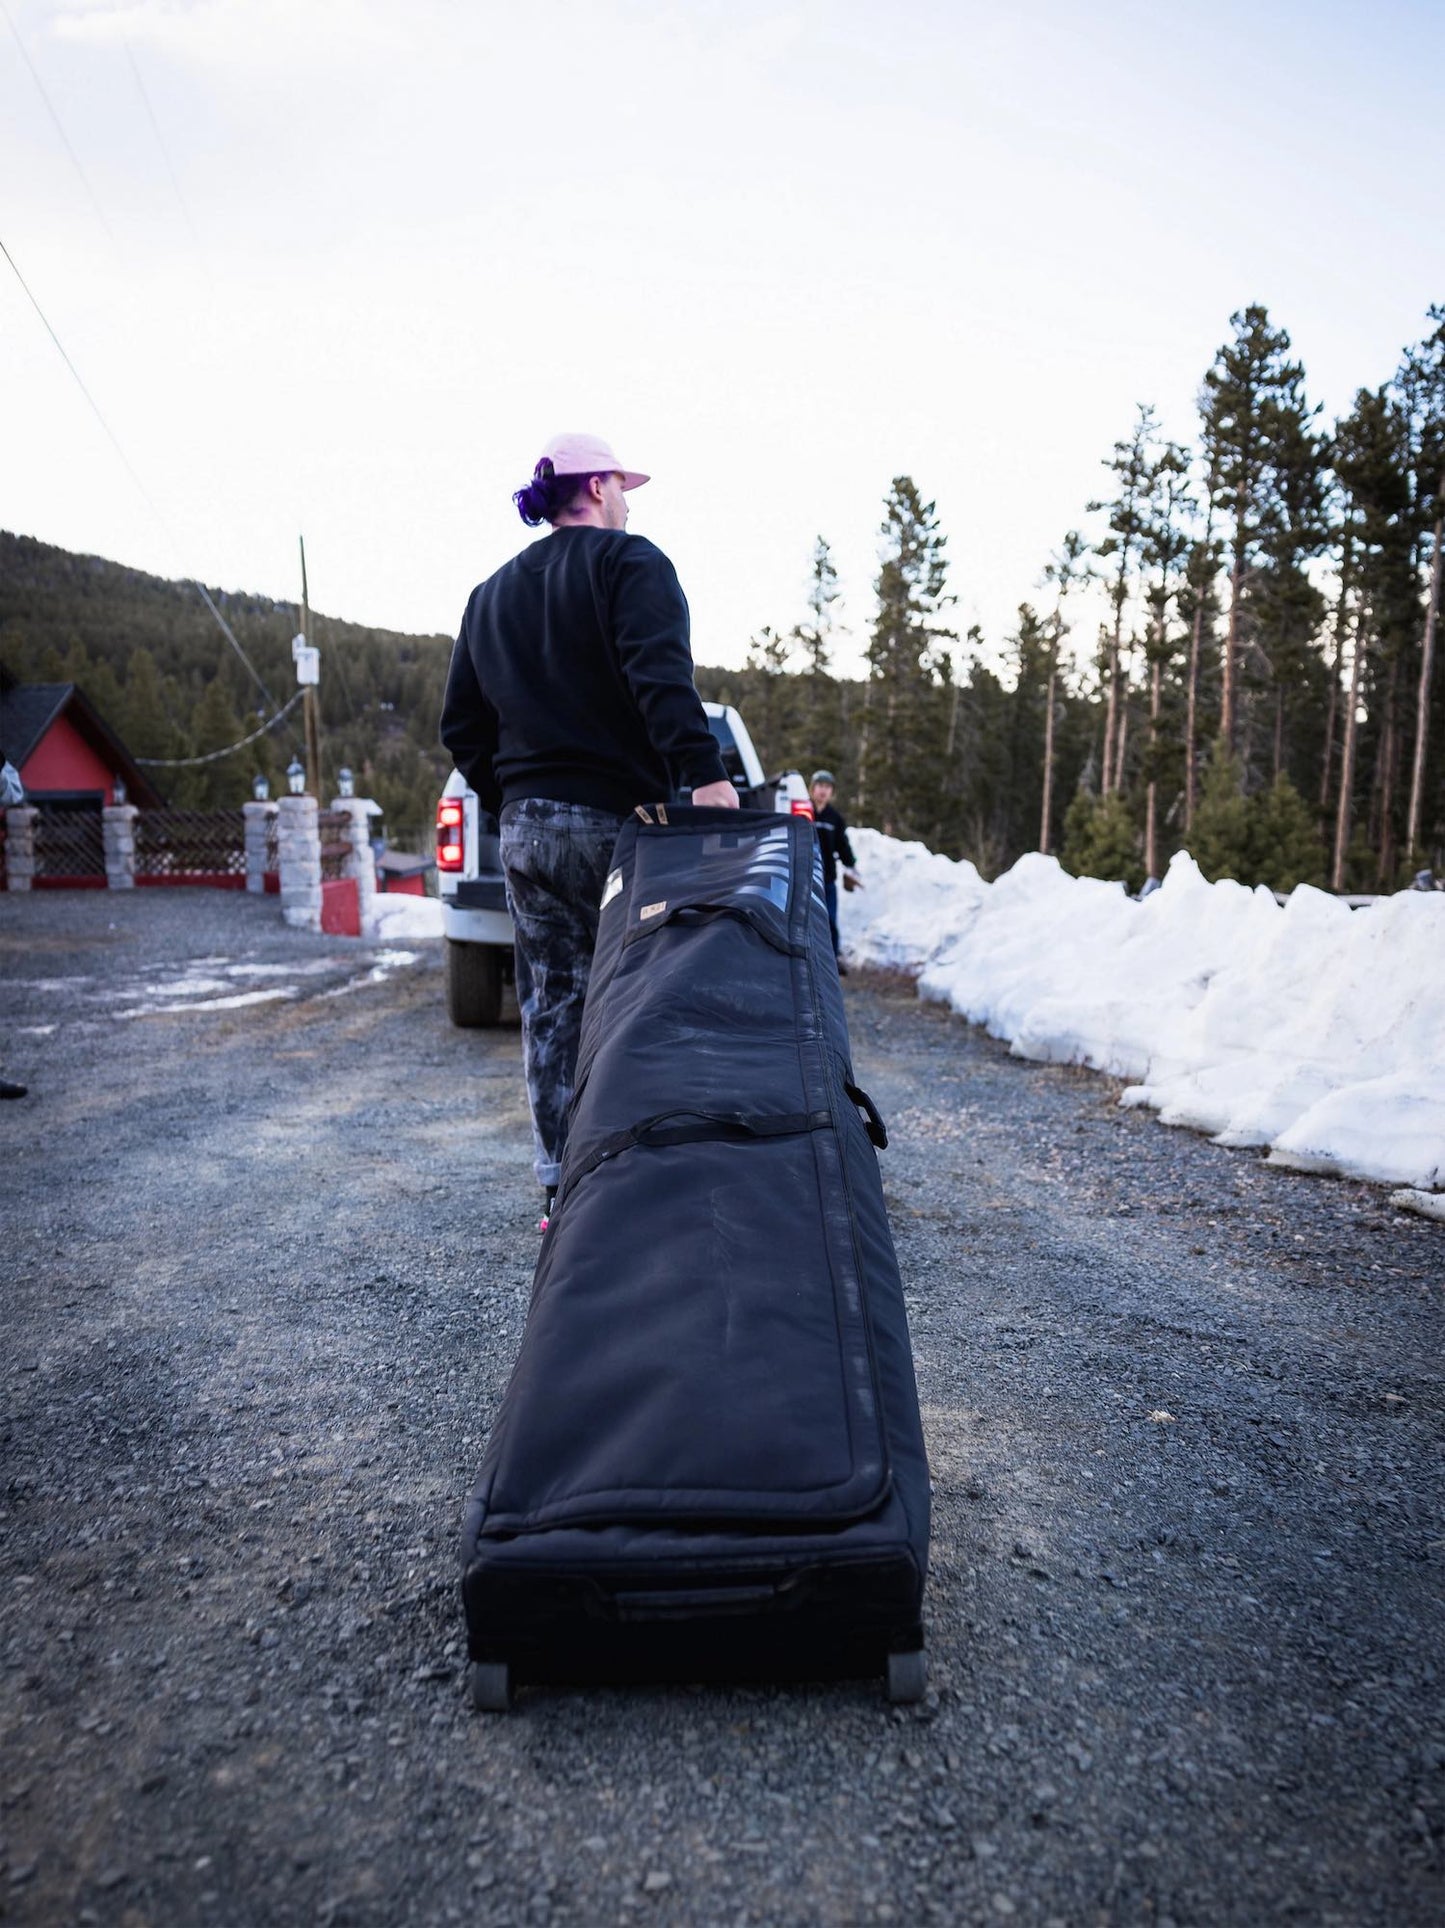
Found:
[844,1080,889,1150]
[557,1085,887,1214]
[558,1107,832,1207]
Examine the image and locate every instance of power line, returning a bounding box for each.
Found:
[134,689,305,766]
[1,0,114,241]
[0,231,281,717]
[123,38,211,282]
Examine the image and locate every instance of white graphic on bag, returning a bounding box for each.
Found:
[600,868,623,912]
[639,901,668,921]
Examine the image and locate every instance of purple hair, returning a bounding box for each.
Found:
[513,459,607,527]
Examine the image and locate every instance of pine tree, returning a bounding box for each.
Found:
[1332,386,1416,884]
[1039,530,1089,854]
[1138,439,1195,880]
[1179,443,1224,834]
[1248,776,1325,891]
[1088,407,1156,797]
[1002,603,1051,858]
[1060,790,1142,891]
[1396,308,1445,866]
[182,678,247,809]
[1251,400,1329,791]
[1189,746,1255,884]
[1200,306,1317,756]
[119,647,189,763]
[863,478,956,839]
[794,536,840,678]
[790,536,846,785]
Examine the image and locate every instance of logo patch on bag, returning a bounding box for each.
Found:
[639,900,668,921]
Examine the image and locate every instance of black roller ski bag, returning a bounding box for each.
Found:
[459,805,930,1707]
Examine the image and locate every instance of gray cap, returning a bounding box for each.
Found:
[810,770,836,787]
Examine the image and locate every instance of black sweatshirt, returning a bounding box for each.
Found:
[440,526,727,819]
[813,803,857,885]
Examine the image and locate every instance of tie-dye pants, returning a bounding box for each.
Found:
[499,799,628,1190]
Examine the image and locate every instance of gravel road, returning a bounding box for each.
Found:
[2,890,1441,1927]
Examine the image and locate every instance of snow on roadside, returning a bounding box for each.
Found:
[838,830,1445,1195]
[366,893,444,942]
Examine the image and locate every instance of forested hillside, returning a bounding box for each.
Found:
[0,534,455,840]
[3,302,1442,885]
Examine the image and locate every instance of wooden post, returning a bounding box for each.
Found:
[300,535,321,796]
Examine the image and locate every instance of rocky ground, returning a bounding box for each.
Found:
[1,889,1441,1927]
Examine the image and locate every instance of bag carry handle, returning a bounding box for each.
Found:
[613,1583,783,1621]
[843,1079,888,1150]
[557,1107,832,1210]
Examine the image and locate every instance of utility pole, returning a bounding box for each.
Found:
[299,535,321,795]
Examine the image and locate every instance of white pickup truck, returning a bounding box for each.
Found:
[436,703,812,1026]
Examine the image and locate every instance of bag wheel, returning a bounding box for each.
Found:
[886,1648,927,1705]
[468,1661,512,1713]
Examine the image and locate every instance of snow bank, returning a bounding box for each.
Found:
[838,832,1445,1194]
[366,893,444,942]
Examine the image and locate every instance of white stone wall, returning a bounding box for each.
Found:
[243,801,278,894]
[3,806,36,890]
[277,795,321,931]
[328,797,378,932]
[102,804,138,889]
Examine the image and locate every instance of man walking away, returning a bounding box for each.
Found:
[809,769,861,971]
[441,433,738,1226]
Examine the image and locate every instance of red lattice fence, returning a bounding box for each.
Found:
[33,804,105,887]
[317,809,353,883]
[135,809,245,888]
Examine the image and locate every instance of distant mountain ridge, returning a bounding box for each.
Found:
[0,529,454,826]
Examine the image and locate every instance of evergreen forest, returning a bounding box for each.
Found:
[2,301,1442,892]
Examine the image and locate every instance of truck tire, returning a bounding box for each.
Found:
[445,939,503,1028]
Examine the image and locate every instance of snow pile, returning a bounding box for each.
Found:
[838,832,1445,1194]
[366,892,444,942]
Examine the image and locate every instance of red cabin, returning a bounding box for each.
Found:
[0,674,162,885]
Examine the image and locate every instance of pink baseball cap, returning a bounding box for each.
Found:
[538,431,649,492]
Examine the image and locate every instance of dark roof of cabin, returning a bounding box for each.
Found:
[0,683,71,767]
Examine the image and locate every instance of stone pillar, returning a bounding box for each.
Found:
[328,797,378,933]
[102,803,139,889]
[3,806,37,891]
[277,794,321,931]
[243,800,277,894]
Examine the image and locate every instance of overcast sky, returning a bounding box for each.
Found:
[3,0,1442,678]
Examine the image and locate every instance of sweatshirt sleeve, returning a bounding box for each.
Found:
[608,539,728,791]
[835,812,857,868]
[439,614,502,818]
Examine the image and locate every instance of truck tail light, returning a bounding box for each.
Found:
[790,799,815,820]
[436,799,465,871]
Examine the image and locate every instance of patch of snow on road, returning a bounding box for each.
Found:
[116,988,297,1018]
[221,960,346,979]
[132,974,233,999]
[839,832,1445,1195]
[320,948,422,998]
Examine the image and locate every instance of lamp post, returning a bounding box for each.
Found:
[337,766,354,798]
[252,773,270,802]
[287,757,306,796]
